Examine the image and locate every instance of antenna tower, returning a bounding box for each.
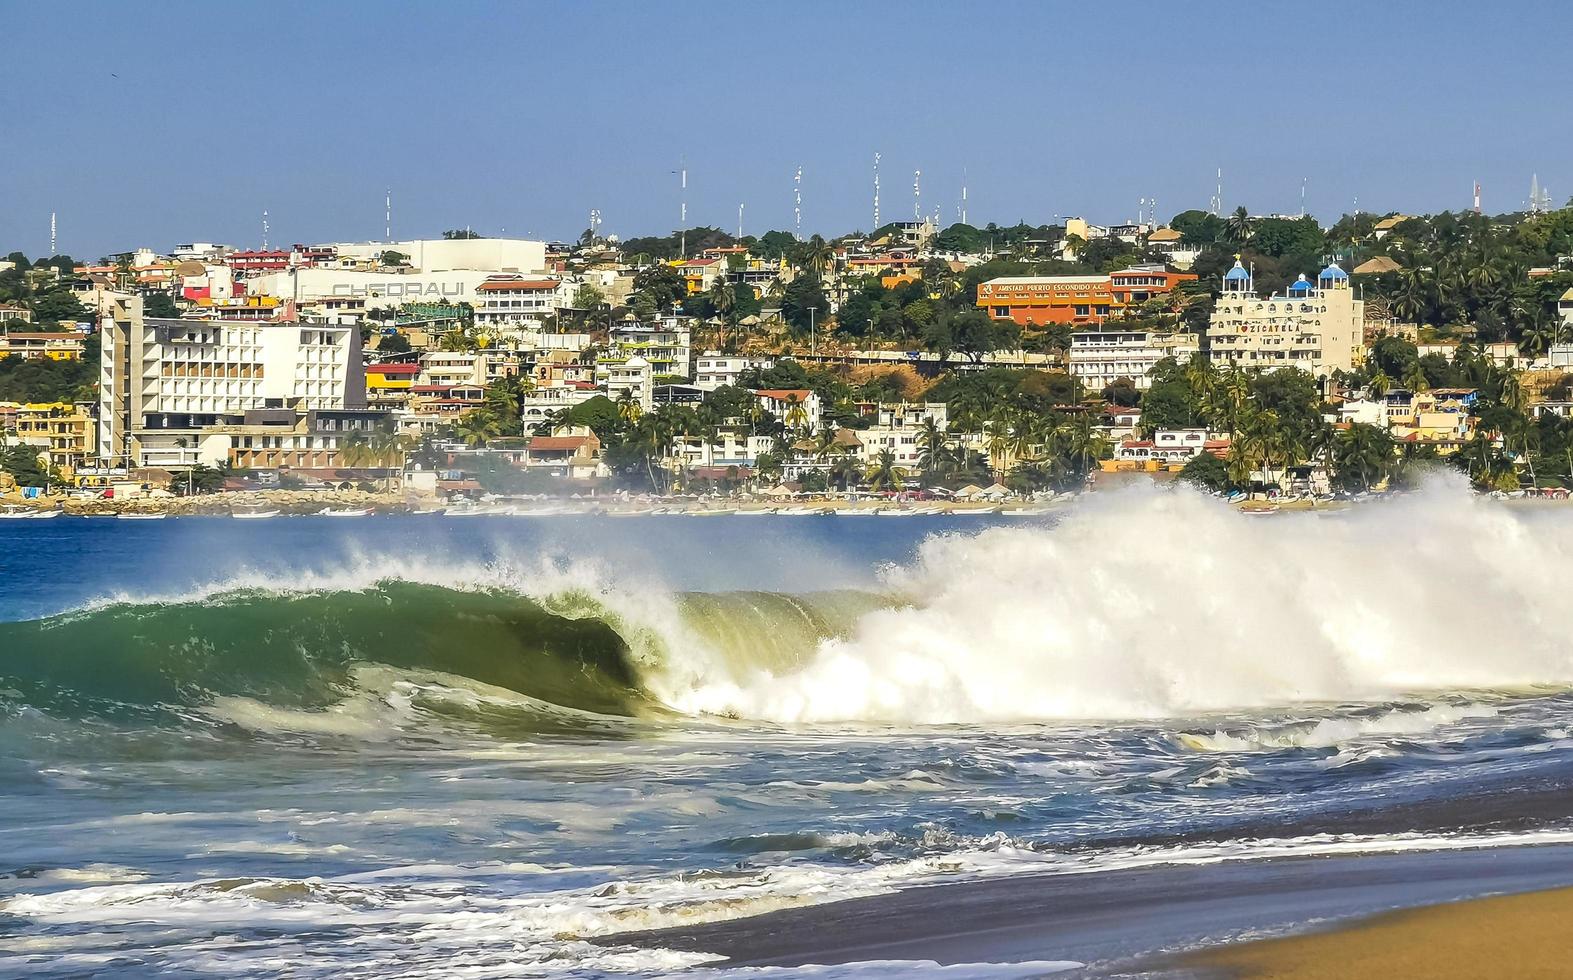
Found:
[913,170,921,220]
[794,166,802,240]
[1209,168,1223,216]
[49,212,56,255]
[872,153,881,229]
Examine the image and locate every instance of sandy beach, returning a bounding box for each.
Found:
[612,844,1573,975]
[1184,886,1573,979]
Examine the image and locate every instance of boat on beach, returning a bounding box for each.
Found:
[318,507,372,517]
[231,508,280,519]
[116,512,167,520]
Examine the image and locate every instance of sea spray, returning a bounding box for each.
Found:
[665,477,1573,722]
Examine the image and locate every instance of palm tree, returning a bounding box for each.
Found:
[1202,366,1251,440]
[1499,367,1528,416]
[1392,265,1432,325]
[482,376,525,433]
[453,408,498,447]
[864,449,906,492]
[1401,361,1430,394]
[798,234,832,279]
[1368,369,1392,398]
[710,278,738,350]
[915,418,951,481]
[340,433,376,468]
[1222,206,1253,246]
[1518,316,1557,362]
[782,394,810,435]
[439,329,477,352]
[985,414,1015,481]
[369,427,413,490]
[1332,422,1395,493]
[615,388,643,424]
[829,453,862,492]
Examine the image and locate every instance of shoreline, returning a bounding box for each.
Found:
[0,489,1070,518]
[1180,886,1573,979]
[605,843,1573,975]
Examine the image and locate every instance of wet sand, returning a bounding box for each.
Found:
[610,844,1573,974]
[1185,886,1573,979]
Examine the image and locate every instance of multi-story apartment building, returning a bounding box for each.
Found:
[0,302,34,324]
[97,296,366,467]
[600,355,653,411]
[752,388,821,433]
[977,266,1196,326]
[840,402,948,468]
[214,407,395,470]
[674,257,725,295]
[694,351,774,390]
[0,331,87,360]
[1069,328,1198,390]
[1205,261,1363,377]
[228,250,293,274]
[473,275,571,328]
[14,401,94,473]
[607,318,691,379]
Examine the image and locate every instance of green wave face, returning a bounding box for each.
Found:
[0,583,647,720]
[0,584,886,725]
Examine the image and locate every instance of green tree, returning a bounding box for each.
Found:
[1179,451,1230,492]
[864,449,906,491]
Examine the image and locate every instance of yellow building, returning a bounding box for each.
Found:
[14,401,94,472]
[0,331,87,360]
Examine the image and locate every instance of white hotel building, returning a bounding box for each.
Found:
[1205,260,1363,377]
[1069,328,1199,390]
[97,296,366,468]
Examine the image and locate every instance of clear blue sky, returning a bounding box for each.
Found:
[2,1,1570,259]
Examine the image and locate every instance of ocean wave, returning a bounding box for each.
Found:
[1176,703,1503,753]
[5,481,1573,728]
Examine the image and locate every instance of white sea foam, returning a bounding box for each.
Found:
[1177,703,1502,753]
[9,828,1573,978]
[663,478,1573,722]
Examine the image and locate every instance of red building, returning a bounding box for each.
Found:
[228,250,292,273]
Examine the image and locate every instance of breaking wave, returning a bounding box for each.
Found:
[5,477,1573,728]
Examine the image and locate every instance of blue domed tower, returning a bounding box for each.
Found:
[1222,256,1253,295]
[1287,274,1314,296]
[1317,262,1350,291]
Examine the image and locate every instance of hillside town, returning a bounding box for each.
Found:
[4,200,1573,513]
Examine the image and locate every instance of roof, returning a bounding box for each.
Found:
[477,278,562,292]
[529,435,593,451]
[1147,227,1183,242]
[366,362,421,374]
[754,388,813,401]
[1374,215,1408,230]
[982,275,1107,286]
[1353,256,1403,275]
[1224,261,1251,281]
[1318,264,1349,280]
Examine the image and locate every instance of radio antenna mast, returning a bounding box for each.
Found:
[872,153,881,230]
